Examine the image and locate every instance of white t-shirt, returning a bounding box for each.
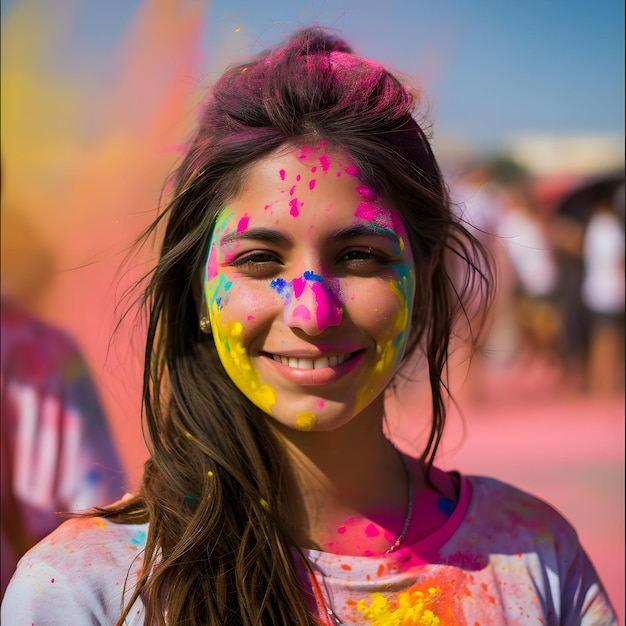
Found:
[581,211,625,314]
[1,475,617,625]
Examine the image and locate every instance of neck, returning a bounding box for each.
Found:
[272,403,411,555]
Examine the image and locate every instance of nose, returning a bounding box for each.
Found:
[283,271,343,335]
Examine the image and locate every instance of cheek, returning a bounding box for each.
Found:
[205,276,277,414]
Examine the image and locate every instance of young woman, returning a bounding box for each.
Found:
[1,27,616,625]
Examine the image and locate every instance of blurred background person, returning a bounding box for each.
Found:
[497,179,561,373]
[0,205,125,599]
[580,185,625,396]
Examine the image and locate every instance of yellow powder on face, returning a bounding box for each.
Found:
[211,306,276,414]
[295,411,316,431]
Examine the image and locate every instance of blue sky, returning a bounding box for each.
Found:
[2,0,624,150]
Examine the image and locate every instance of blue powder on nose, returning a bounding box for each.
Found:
[302,270,323,282]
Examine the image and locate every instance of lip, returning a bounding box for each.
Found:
[261,350,365,386]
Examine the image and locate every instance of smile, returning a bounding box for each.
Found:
[270,353,352,370]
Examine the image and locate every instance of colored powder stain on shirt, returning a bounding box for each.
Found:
[295,411,316,431]
[356,587,442,625]
[131,530,146,547]
[437,497,456,516]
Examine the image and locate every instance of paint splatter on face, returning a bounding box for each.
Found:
[203,144,415,433]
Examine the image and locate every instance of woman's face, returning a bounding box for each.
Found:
[203,144,415,432]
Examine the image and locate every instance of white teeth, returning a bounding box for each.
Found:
[272,353,350,369]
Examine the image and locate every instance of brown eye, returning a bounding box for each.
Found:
[230,252,283,277]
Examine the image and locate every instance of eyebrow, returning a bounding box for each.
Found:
[219,223,402,247]
[329,223,402,244]
[220,228,293,246]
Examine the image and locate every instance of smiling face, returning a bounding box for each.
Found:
[203,144,415,433]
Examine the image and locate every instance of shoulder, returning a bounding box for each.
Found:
[448,474,584,575]
[464,475,576,538]
[2,516,147,624]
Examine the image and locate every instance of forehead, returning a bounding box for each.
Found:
[217,145,407,234]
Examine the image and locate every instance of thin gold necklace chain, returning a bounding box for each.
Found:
[320,443,414,624]
[385,444,414,553]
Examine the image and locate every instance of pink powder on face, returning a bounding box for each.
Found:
[237,215,250,233]
[292,276,306,298]
[311,282,343,328]
[319,154,331,172]
[356,185,378,202]
[337,526,347,535]
[292,304,311,320]
[289,198,302,217]
[309,179,316,190]
[296,174,301,181]
[354,202,379,222]
[311,166,317,173]
[364,523,380,538]
[317,399,325,409]
[206,244,218,281]
[345,165,359,177]
[279,169,285,180]
[289,185,296,196]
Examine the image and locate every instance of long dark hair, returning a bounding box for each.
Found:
[99,27,493,625]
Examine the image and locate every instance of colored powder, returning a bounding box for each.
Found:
[279,169,285,180]
[337,526,347,534]
[211,312,276,414]
[289,197,302,217]
[295,411,316,431]
[311,282,342,329]
[292,304,311,320]
[354,201,379,223]
[309,179,316,190]
[356,185,378,201]
[365,523,380,538]
[319,154,330,172]
[345,164,359,177]
[289,185,296,196]
[356,587,443,625]
[236,214,250,233]
[270,277,289,295]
